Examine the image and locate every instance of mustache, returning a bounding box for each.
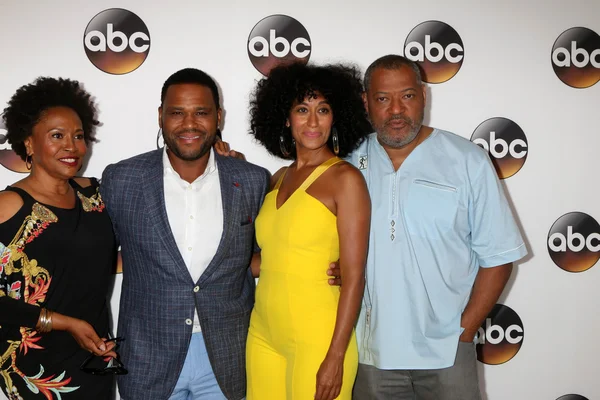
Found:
[385,115,413,126]
[173,128,207,136]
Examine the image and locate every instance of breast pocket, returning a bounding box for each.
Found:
[404,179,459,239]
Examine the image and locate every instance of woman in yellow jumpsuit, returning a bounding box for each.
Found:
[246,62,372,400]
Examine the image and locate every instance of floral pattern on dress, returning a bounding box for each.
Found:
[0,203,79,399]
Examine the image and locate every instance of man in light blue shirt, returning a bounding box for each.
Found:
[340,55,527,399]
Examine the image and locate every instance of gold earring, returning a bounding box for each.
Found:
[331,126,339,155]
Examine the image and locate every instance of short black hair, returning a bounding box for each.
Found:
[249,62,372,159]
[364,54,423,92]
[160,68,220,108]
[2,77,99,161]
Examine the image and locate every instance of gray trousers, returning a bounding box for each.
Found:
[353,341,481,400]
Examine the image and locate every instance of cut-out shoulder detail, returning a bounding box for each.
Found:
[0,190,25,224]
[73,177,93,188]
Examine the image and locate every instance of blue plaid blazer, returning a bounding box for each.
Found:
[100,149,269,400]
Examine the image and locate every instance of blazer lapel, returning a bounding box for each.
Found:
[199,155,242,285]
[142,149,191,281]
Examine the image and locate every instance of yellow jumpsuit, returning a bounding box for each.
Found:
[246,157,358,399]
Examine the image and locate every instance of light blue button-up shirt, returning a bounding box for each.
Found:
[348,129,527,369]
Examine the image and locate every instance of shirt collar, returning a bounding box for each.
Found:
[162,146,218,182]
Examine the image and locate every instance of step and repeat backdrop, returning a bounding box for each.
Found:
[1,0,598,398]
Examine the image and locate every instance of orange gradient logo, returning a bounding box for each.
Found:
[476,304,524,365]
[0,129,28,173]
[548,212,600,273]
[471,117,528,179]
[248,15,311,76]
[552,27,600,88]
[84,8,150,75]
[403,21,464,83]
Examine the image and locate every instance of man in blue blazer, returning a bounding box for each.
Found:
[101,68,269,400]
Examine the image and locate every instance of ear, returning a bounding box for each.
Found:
[158,106,163,129]
[421,84,427,106]
[24,136,33,156]
[217,108,222,128]
[362,92,369,114]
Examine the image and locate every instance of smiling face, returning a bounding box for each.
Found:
[24,106,87,179]
[159,83,221,162]
[364,65,426,148]
[287,92,334,153]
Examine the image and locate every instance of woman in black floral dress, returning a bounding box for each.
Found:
[0,77,118,399]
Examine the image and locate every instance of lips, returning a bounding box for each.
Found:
[59,157,79,167]
[385,118,412,129]
[303,131,321,138]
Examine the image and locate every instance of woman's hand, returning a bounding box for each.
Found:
[214,138,246,160]
[52,313,117,358]
[315,353,344,400]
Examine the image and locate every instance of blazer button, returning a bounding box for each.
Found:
[193,286,200,293]
[185,319,193,326]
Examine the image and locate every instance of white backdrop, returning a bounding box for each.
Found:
[1,0,599,399]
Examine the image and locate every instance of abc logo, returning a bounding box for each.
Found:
[552,27,600,88]
[548,212,600,273]
[247,14,311,76]
[83,8,150,75]
[0,128,28,173]
[556,396,589,400]
[471,117,528,179]
[403,21,464,84]
[476,304,524,365]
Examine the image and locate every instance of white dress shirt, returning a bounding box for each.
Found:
[163,147,223,333]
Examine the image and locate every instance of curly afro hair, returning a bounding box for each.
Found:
[2,77,99,161]
[249,62,372,159]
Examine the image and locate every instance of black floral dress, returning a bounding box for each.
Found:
[0,179,116,399]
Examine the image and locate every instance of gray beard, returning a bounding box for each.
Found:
[377,125,421,148]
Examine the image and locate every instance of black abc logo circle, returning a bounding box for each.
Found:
[552,27,600,88]
[470,117,528,179]
[548,212,600,273]
[0,128,28,173]
[476,304,524,365]
[83,8,151,75]
[556,395,589,400]
[247,14,311,76]
[403,21,464,84]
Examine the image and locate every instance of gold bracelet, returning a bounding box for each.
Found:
[37,308,53,333]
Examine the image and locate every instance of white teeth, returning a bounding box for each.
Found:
[61,158,76,162]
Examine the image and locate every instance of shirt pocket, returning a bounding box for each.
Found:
[404,179,459,238]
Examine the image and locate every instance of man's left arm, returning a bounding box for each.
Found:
[459,263,512,342]
[462,151,528,342]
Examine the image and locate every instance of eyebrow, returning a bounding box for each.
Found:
[298,100,330,106]
[374,88,417,95]
[166,106,213,110]
[47,127,84,133]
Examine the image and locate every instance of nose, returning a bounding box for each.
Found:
[63,135,76,151]
[182,112,196,128]
[307,110,319,128]
[390,97,405,115]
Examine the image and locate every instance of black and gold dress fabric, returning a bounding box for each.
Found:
[0,178,116,399]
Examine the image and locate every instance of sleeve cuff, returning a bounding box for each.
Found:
[478,243,528,267]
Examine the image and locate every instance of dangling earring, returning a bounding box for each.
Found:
[25,154,32,170]
[331,126,340,156]
[156,128,164,149]
[279,135,290,158]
